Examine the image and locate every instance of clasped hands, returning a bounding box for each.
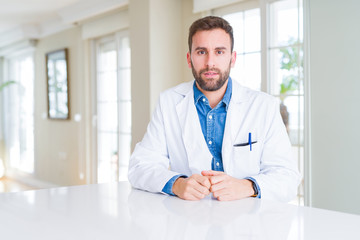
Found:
[172,170,255,201]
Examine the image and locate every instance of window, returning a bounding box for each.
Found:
[224,8,261,91]
[2,53,35,174]
[268,0,304,205]
[217,0,304,205]
[93,31,131,183]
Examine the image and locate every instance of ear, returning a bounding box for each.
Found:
[186,52,192,68]
[230,51,236,68]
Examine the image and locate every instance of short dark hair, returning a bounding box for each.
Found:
[188,16,234,53]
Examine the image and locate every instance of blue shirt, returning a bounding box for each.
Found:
[193,78,232,171]
[162,78,260,198]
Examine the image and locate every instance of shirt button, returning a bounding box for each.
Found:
[216,162,220,166]
[208,140,212,145]
[202,98,206,102]
[208,115,212,119]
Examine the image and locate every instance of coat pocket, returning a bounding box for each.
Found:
[229,139,261,177]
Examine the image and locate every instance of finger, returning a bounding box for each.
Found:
[209,174,227,185]
[201,170,213,176]
[217,194,232,201]
[181,183,206,200]
[183,191,203,201]
[212,188,229,200]
[194,182,210,196]
[210,181,226,193]
[189,184,209,200]
[176,177,209,200]
[201,170,223,176]
[194,189,207,199]
[188,177,210,195]
[193,174,211,189]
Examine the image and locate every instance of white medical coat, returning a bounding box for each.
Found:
[128,80,301,202]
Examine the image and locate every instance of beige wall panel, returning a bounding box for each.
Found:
[34,27,85,186]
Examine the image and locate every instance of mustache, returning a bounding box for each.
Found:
[199,68,221,74]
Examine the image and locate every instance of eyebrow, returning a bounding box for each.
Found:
[194,46,227,51]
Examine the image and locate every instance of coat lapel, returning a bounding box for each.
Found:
[175,82,212,174]
[222,81,251,172]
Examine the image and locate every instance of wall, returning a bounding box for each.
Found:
[308,0,360,214]
[149,0,183,113]
[130,0,195,149]
[34,27,86,186]
[182,0,202,82]
[129,0,151,150]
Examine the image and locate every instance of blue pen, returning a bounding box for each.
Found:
[249,132,252,151]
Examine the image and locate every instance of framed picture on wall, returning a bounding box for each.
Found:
[46,48,70,120]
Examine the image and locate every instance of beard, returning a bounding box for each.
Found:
[191,61,231,92]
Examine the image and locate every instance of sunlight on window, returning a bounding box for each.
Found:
[96,33,131,183]
[270,0,300,47]
[4,55,34,174]
[0,158,4,178]
[97,43,118,183]
[224,9,261,91]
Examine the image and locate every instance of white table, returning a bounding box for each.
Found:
[0,181,359,240]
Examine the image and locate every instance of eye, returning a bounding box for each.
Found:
[197,50,206,55]
[216,50,225,55]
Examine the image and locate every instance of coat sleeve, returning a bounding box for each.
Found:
[250,98,302,202]
[128,97,181,194]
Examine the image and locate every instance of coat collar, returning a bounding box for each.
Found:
[174,79,251,104]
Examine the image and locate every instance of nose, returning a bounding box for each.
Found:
[205,52,215,68]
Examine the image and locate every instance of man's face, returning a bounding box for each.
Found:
[187,28,236,92]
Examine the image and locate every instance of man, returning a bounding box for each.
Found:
[128,16,300,202]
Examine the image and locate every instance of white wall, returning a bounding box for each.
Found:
[308,0,360,214]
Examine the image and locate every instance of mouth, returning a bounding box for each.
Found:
[202,71,219,78]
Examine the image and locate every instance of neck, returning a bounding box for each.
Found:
[196,79,228,108]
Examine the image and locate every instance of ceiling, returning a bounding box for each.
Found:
[0,0,128,47]
[0,0,82,32]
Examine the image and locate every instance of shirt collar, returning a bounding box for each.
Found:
[193,77,233,110]
[193,82,204,104]
[222,78,232,110]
